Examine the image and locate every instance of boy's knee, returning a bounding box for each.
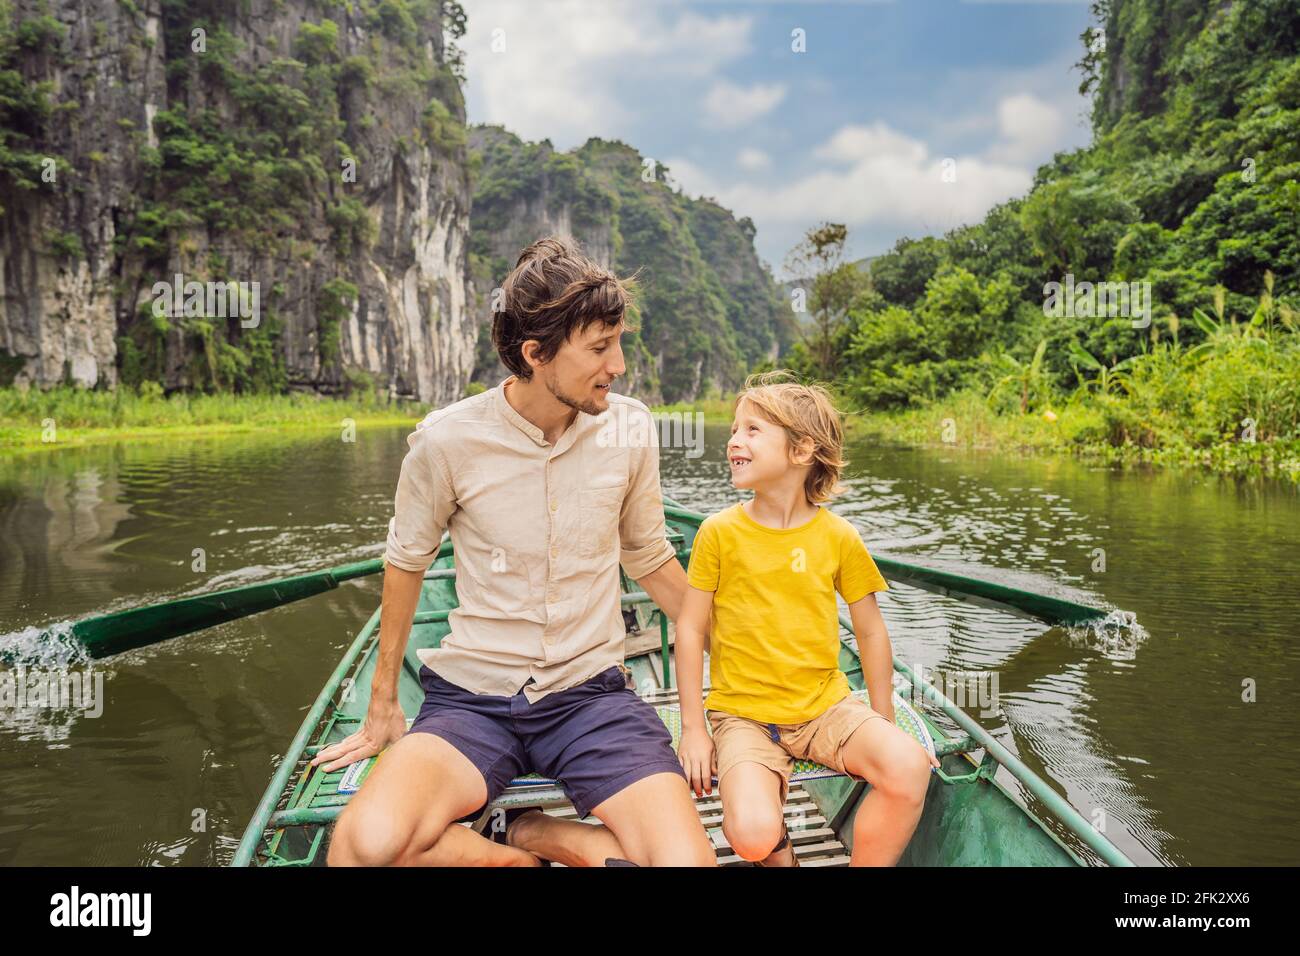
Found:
[723,812,785,861]
[876,748,931,805]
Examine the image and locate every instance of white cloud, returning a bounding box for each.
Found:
[684,122,1031,228]
[813,122,928,166]
[986,93,1068,165]
[462,1,754,147]
[702,81,787,128]
[661,156,715,197]
[668,120,1038,274]
[736,147,771,171]
[667,80,1090,273]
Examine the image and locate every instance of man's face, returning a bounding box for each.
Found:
[539,318,627,416]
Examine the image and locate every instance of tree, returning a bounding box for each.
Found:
[783,223,865,380]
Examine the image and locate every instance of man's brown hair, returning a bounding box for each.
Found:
[492,236,641,381]
[732,369,849,505]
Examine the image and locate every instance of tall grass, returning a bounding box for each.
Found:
[851,325,1300,481]
[0,384,424,448]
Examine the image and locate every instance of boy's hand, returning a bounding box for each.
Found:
[677,727,717,798]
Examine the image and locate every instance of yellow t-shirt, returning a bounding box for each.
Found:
[686,502,889,724]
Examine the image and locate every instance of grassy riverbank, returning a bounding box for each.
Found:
[0,385,422,450]
[652,385,1300,483]
[845,390,1300,482]
[9,382,1296,482]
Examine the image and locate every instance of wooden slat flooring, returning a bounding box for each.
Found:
[543,781,850,867]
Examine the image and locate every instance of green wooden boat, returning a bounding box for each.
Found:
[232,497,1134,867]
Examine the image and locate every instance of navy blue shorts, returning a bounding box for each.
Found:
[407,664,686,819]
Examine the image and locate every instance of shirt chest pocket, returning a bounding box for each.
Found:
[577,480,627,560]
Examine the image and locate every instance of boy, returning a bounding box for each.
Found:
[675,370,938,866]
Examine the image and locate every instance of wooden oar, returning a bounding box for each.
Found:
[660,499,1108,627]
[61,540,450,660]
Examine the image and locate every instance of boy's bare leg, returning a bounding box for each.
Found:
[506,811,627,867]
[718,762,793,865]
[328,733,542,867]
[839,718,932,866]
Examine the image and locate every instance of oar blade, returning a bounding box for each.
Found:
[871,557,1107,627]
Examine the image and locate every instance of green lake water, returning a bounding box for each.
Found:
[1,424,1296,865]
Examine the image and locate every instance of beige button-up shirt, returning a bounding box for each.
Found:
[384,375,677,703]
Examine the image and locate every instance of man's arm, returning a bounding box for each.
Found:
[312,426,454,771]
[635,555,687,622]
[616,404,709,643]
[311,562,422,772]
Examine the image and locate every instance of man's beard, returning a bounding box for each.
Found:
[544,367,604,416]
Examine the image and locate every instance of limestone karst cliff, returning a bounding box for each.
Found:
[2,1,796,406]
[1,0,476,404]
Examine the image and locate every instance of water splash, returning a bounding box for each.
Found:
[0,621,90,669]
[1,623,103,744]
[1062,610,1148,660]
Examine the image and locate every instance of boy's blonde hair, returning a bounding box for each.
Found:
[732,369,848,504]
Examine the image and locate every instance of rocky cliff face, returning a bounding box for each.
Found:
[0,0,476,405]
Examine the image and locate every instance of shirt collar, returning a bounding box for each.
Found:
[494,375,545,445]
[493,374,589,453]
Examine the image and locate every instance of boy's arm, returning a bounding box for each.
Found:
[676,585,714,732]
[847,593,896,723]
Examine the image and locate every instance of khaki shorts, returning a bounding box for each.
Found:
[707,694,888,806]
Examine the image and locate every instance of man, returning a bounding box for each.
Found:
[315,236,716,867]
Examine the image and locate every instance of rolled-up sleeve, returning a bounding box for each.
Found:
[618,408,676,581]
[384,426,456,573]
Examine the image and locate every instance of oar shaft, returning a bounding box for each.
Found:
[68,544,449,660]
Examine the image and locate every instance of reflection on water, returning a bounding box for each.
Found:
[1,425,1297,865]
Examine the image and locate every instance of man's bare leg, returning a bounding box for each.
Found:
[588,771,717,866]
[505,811,627,867]
[328,733,541,867]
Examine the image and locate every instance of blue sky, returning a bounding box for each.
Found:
[460,1,1098,277]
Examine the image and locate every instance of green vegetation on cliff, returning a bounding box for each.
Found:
[780,0,1300,479]
[466,125,796,403]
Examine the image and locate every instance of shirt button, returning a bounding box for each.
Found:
[549,500,558,512]
[550,546,558,558]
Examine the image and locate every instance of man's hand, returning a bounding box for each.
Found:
[309,696,408,773]
[678,726,717,798]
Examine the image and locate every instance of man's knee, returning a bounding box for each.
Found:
[597,772,717,866]
[329,801,409,867]
[326,737,489,867]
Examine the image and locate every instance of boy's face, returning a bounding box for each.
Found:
[727,399,807,490]
[537,318,627,416]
